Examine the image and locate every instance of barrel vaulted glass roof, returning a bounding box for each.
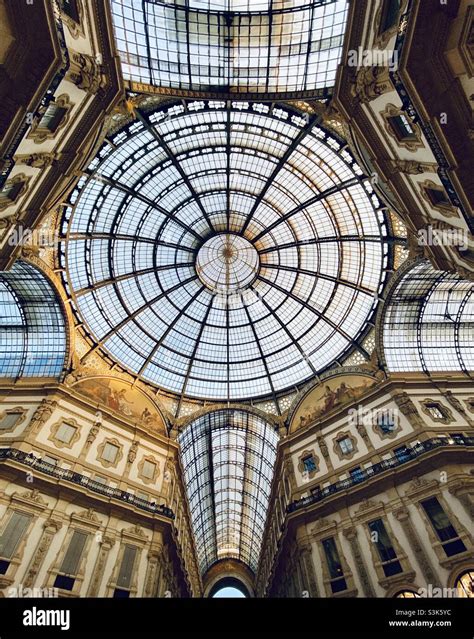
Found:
[110,0,348,96]
[60,100,393,404]
[178,409,278,574]
[383,261,474,376]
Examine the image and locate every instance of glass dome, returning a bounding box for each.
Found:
[60,100,391,402]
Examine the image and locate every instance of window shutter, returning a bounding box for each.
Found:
[60,530,88,575]
[0,511,31,558]
[117,545,137,589]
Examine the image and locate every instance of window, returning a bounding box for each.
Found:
[368,519,403,577]
[55,422,77,444]
[423,402,448,421]
[53,530,88,590]
[93,475,108,485]
[455,570,474,598]
[0,411,23,431]
[350,467,365,483]
[387,114,417,142]
[395,590,421,598]
[321,537,347,593]
[41,455,58,467]
[377,413,395,434]
[0,181,24,206]
[380,0,401,32]
[394,445,411,463]
[424,187,450,208]
[302,455,317,474]
[338,436,353,455]
[421,497,466,557]
[113,545,137,597]
[37,102,67,134]
[61,0,80,22]
[0,512,32,561]
[141,460,156,480]
[102,442,119,464]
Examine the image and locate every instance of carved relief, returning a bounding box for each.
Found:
[351,66,393,104]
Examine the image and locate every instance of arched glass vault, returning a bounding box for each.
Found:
[178,409,278,575]
[382,261,474,376]
[0,261,67,379]
[60,100,395,405]
[111,0,349,97]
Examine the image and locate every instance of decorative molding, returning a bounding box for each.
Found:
[351,66,393,104]
[0,407,27,433]
[297,449,319,481]
[66,50,106,94]
[420,399,454,424]
[137,455,160,485]
[419,180,459,218]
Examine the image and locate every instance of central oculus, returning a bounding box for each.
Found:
[195,233,260,294]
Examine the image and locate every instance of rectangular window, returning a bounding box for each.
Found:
[322,537,347,593]
[41,455,58,467]
[0,181,23,205]
[387,114,417,141]
[0,412,23,430]
[338,437,353,454]
[61,0,80,22]
[102,442,119,463]
[394,445,411,463]
[117,545,137,590]
[421,497,466,557]
[380,0,401,32]
[350,466,365,483]
[0,511,31,559]
[37,103,67,133]
[425,188,450,208]
[53,529,88,590]
[302,455,317,473]
[56,422,77,444]
[141,460,156,480]
[368,519,402,577]
[377,412,395,433]
[424,402,447,420]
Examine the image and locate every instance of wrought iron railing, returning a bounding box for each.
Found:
[287,435,474,513]
[0,447,175,519]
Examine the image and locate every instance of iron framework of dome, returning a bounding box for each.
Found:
[59,99,396,405]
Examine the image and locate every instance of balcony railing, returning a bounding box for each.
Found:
[287,435,474,514]
[0,448,175,519]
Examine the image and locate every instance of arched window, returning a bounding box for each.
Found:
[0,261,67,378]
[395,590,421,598]
[382,261,474,375]
[455,570,474,598]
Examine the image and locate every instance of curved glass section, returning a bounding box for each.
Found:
[60,100,390,402]
[178,409,278,574]
[111,0,348,96]
[382,261,474,375]
[0,261,67,378]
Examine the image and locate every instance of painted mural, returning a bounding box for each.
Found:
[290,373,377,432]
[72,377,166,434]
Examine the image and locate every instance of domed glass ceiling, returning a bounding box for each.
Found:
[60,100,391,403]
